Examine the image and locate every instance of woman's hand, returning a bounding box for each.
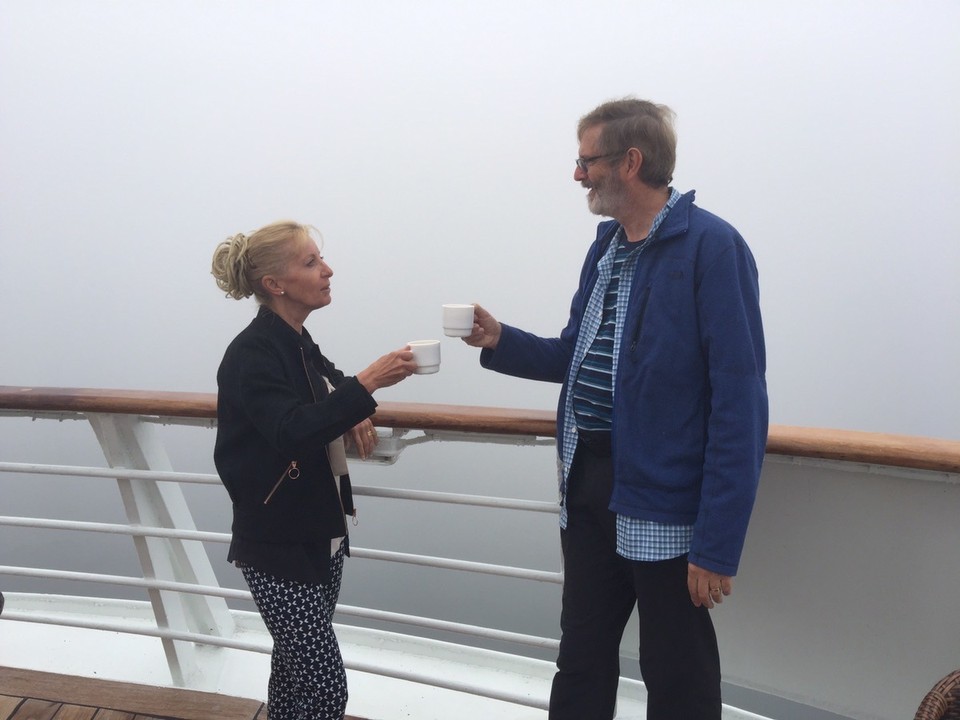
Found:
[461,303,502,350]
[346,418,378,460]
[356,347,417,393]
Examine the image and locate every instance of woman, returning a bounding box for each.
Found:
[211,220,416,719]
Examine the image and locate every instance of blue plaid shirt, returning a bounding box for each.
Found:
[560,188,694,561]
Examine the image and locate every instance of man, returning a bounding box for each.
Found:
[463,98,768,720]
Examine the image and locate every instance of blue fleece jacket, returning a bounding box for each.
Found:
[480,190,768,575]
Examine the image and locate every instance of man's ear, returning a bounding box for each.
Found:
[622,147,644,180]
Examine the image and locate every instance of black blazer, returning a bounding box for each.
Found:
[214,305,377,583]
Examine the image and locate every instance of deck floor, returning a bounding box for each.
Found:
[0,667,364,720]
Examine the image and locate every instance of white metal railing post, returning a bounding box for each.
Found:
[86,412,235,689]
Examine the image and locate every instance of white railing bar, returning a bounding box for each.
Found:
[352,548,563,584]
[351,657,641,712]
[1,548,560,591]
[346,656,551,710]
[0,410,89,422]
[355,484,559,513]
[0,462,560,512]
[0,611,271,652]
[0,518,560,585]
[0,461,220,485]
[0,565,251,601]
[407,430,555,447]
[140,416,218,429]
[0,574,555,654]
[335,604,560,650]
[0,516,230,543]
[0,568,551,649]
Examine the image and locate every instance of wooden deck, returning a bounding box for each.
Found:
[0,667,364,720]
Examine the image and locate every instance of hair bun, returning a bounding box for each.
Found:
[211,232,255,300]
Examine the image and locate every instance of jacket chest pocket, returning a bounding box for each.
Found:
[628,263,694,357]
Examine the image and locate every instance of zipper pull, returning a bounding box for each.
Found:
[263,461,299,504]
[352,509,359,527]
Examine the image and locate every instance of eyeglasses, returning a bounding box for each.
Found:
[575,151,624,173]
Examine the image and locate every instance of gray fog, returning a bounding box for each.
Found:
[2,0,958,439]
[1,8,958,715]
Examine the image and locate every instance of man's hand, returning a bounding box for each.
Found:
[461,303,502,350]
[687,562,733,609]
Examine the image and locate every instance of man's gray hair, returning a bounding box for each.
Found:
[578,98,677,187]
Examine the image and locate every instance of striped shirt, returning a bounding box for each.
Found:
[561,188,694,561]
[572,239,641,430]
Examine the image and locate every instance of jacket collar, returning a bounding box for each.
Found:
[653,189,695,242]
[254,305,316,351]
[598,189,696,251]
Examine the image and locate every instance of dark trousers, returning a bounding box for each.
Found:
[549,443,722,720]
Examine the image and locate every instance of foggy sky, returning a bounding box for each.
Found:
[1,0,958,440]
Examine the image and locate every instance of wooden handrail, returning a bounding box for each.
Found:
[0,386,217,419]
[0,386,556,435]
[1,385,958,474]
[765,425,960,474]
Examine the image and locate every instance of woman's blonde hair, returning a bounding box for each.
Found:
[211,221,320,302]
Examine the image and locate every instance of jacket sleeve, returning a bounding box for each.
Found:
[688,236,769,576]
[234,337,377,458]
[479,324,573,382]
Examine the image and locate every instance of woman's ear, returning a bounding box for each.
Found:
[261,275,285,297]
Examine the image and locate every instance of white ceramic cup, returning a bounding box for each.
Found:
[442,304,475,337]
[408,340,441,374]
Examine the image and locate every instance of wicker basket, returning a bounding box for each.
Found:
[915,669,960,720]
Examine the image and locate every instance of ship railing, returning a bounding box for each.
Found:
[1,386,960,715]
[0,386,572,708]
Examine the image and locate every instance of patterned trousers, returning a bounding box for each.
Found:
[241,544,347,720]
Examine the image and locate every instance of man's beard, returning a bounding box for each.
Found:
[586,175,628,218]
